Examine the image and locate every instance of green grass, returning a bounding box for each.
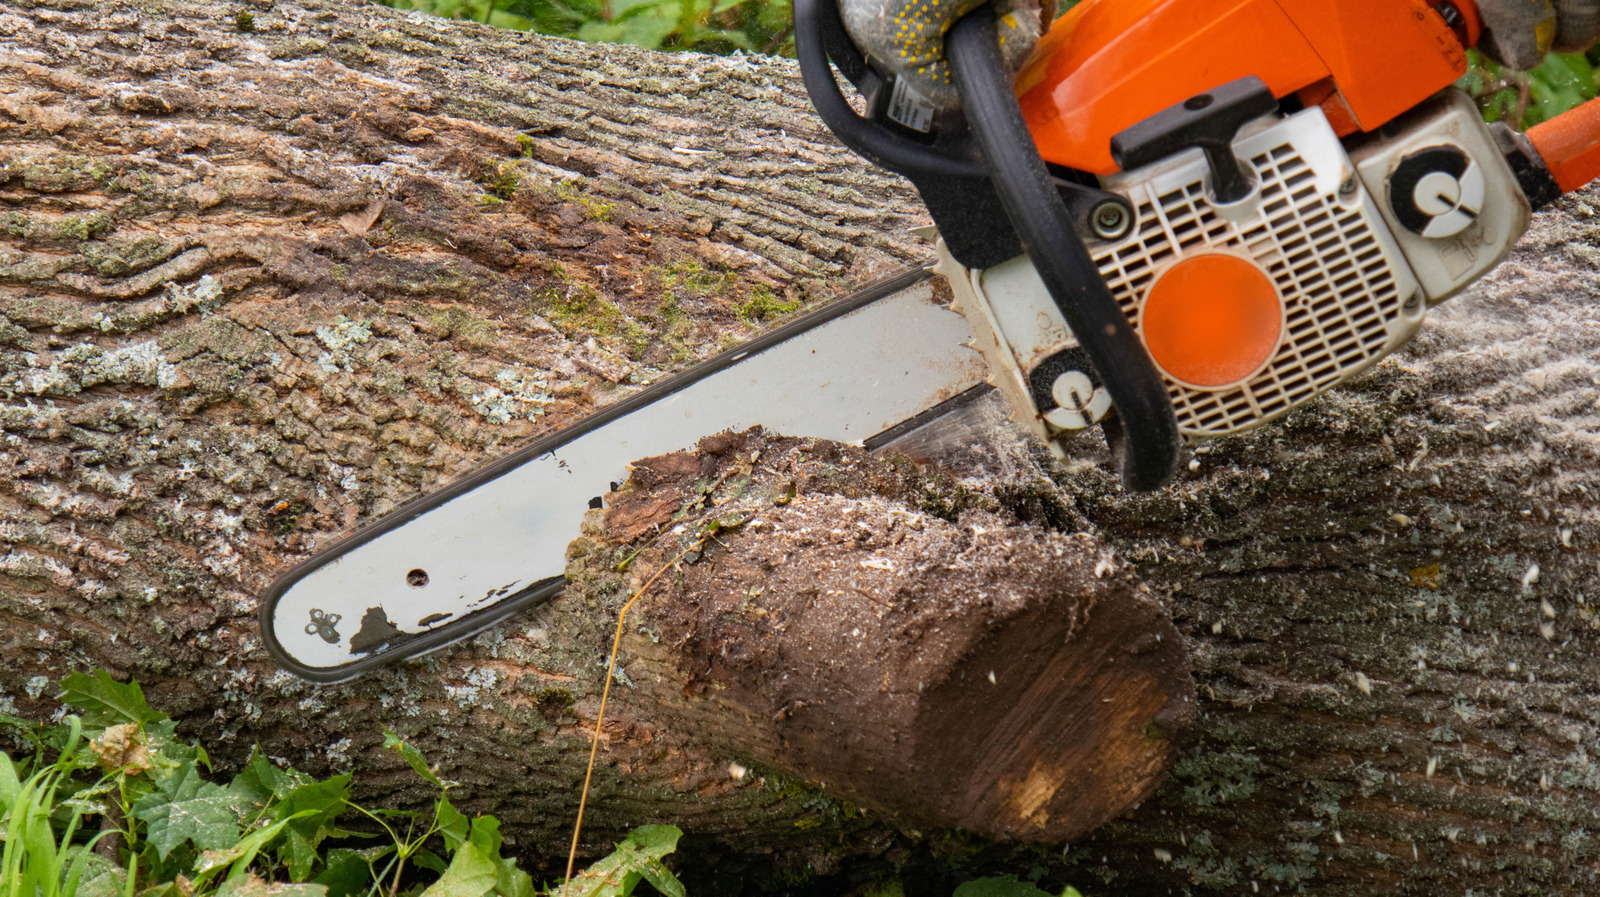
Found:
[0,716,112,897]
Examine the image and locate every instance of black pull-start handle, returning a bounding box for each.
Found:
[1111,76,1278,204]
[795,0,1182,490]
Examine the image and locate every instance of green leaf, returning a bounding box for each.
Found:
[265,774,352,880]
[71,851,128,897]
[414,848,450,874]
[193,811,311,887]
[0,751,21,809]
[419,840,499,897]
[130,761,244,859]
[63,830,120,897]
[60,671,167,728]
[617,824,680,856]
[383,730,455,788]
[314,846,394,897]
[232,812,314,880]
[460,815,535,897]
[230,751,320,810]
[437,794,471,852]
[466,814,503,856]
[135,718,207,775]
[492,850,537,895]
[495,861,536,897]
[280,827,323,882]
[953,877,1057,897]
[1542,53,1597,100]
[277,774,350,821]
[229,754,280,811]
[553,825,685,897]
[212,875,330,897]
[227,753,353,881]
[577,5,680,51]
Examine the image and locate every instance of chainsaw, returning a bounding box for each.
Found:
[261,0,1600,682]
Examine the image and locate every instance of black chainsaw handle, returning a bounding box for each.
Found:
[792,0,983,181]
[795,0,1180,489]
[944,11,1181,491]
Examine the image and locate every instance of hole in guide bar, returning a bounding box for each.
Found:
[407,569,430,588]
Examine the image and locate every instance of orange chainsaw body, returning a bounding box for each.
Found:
[1017,0,1474,174]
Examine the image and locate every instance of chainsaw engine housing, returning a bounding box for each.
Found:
[941,88,1530,445]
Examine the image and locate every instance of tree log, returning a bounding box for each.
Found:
[0,0,952,882]
[9,0,1600,894]
[576,430,1194,843]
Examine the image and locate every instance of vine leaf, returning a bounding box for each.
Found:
[131,761,243,859]
[60,671,166,728]
[554,825,685,897]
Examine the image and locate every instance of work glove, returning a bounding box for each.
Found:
[839,0,1053,110]
[1477,0,1600,69]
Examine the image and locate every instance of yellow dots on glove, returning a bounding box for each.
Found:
[1536,17,1557,54]
[839,0,1051,109]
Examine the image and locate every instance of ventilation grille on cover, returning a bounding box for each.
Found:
[1093,143,1409,436]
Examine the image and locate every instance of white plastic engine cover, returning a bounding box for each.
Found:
[1347,89,1531,304]
[943,104,1430,440]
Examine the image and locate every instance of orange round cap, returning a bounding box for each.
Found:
[1139,254,1283,389]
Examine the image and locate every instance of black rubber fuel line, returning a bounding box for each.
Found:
[944,10,1181,491]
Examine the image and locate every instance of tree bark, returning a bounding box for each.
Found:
[8,0,1600,894]
[0,0,945,881]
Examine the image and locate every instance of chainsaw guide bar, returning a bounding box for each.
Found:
[261,267,989,682]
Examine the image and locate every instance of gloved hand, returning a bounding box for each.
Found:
[839,0,1053,110]
[1477,0,1600,70]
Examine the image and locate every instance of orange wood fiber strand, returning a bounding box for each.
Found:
[563,537,708,892]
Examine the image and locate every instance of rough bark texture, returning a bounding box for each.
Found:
[576,430,1194,844]
[0,0,944,883]
[9,0,1600,895]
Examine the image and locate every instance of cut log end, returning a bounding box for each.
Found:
[590,429,1195,842]
[912,579,1196,842]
